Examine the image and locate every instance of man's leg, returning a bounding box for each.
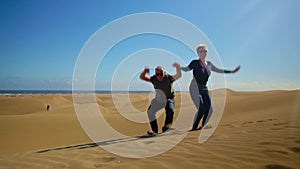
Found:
[163,98,175,132]
[147,99,165,133]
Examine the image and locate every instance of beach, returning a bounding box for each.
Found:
[0,89,299,169]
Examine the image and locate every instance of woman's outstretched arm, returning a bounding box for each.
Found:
[209,61,240,73]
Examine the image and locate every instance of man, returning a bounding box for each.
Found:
[140,62,181,134]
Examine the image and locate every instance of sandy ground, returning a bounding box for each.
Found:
[0,89,299,169]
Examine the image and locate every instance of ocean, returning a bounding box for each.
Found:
[0,90,152,95]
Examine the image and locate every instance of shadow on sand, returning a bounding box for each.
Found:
[35,129,187,154]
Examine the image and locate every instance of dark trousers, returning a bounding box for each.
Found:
[148,99,175,133]
[192,85,212,129]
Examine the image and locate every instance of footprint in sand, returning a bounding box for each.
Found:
[242,121,254,126]
[222,124,240,128]
[257,118,276,123]
[273,122,289,126]
[242,118,277,127]
[101,156,117,163]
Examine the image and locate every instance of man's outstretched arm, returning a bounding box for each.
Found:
[172,62,182,81]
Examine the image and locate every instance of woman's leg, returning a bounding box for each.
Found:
[192,92,205,130]
[189,79,199,109]
[189,79,201,125]
[201,89,212,127]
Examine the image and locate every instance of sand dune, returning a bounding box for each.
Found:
[0,89,299,169]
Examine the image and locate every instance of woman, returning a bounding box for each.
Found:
[182,44,240,131]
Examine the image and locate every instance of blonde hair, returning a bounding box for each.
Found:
[196,44,208,53]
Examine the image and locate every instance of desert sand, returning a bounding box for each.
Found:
[0,89,299,169]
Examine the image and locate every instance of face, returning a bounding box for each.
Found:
[197,47,207,60]
[155,69,165,82]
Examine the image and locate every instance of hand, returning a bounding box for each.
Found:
[173,62,180,68]
[232,65,240,73]
[144,67,150,73]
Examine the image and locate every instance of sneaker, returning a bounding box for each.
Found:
[147,131,158,136]
[189,126,202,131]
[162,126,169,132]
[162,124,172,132]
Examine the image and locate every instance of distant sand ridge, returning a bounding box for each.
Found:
[0,89,299,169]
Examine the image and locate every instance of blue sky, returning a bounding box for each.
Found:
[0,0,299,91]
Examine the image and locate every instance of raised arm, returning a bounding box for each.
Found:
[140,67,151,82]
[209,61,240,74]
[172,62,182,81]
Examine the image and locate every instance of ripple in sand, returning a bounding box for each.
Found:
[265,164,294,169]
[263,150,289,155]
[290,147,300,153]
